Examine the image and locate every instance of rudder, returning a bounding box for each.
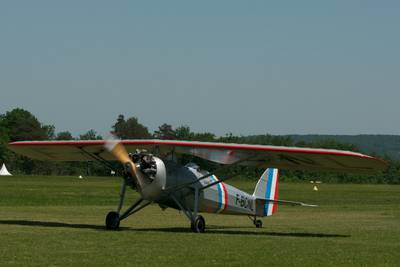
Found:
[253,168,279,216]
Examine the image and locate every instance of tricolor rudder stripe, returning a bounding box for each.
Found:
[211,175,228,213]
[264,168,279,216]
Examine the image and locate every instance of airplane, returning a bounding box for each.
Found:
[8,139,388,233]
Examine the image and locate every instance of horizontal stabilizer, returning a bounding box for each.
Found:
[264,199,317,207]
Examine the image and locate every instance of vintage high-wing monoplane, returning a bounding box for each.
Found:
[8,139,387,232]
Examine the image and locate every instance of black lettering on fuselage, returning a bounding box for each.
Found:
[235,193,253,211]
[235,194,240,206]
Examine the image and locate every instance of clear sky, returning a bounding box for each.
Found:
[0,1,399,137]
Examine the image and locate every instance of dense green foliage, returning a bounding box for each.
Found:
[112,114,151,139]
[290,134,400,160]
[0,108,399,183]
[0,176,399,266]
[0,108,51,142]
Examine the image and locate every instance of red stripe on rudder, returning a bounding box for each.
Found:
[272,171,279,214]
[222,183,228,211]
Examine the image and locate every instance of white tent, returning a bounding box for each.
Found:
[0,163,12,176]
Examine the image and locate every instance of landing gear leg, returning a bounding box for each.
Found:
[249,216,263,228]
[191,188,206,232]
[171,188,206,233]
[105,178,150,231]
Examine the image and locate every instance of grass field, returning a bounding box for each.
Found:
[0,176,399,266]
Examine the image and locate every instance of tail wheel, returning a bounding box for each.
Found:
[105,211,120,230]
[254,219,263,228]
[191,215,206,233]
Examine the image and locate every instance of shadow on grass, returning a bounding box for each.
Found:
[0,219,350,238]
[0,219,107,230]
[132,227,350,238]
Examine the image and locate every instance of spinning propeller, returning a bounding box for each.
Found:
[104,139,145,189]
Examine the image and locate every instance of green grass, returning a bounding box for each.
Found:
[0,176,399,266]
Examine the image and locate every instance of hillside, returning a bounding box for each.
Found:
[288,135,400,160]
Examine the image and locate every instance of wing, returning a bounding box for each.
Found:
[8,139,388,173]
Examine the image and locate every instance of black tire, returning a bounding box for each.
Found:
[255,219,263,228]
[105,211,120,230]
[191,215,206,233]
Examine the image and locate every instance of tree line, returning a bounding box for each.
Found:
[0,108,399,184]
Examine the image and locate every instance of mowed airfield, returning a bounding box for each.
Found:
[0,175,399,266]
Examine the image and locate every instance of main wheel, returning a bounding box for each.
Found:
[105,211,120,230]
[254,219,263,228]
[191,215,206,233]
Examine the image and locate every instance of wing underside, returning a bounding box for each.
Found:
[8,139,388,173]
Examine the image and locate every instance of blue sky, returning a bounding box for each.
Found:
[0,1,399,137]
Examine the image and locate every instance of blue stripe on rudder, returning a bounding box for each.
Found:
[264,169,274,215]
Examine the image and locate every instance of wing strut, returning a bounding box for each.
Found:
[77,147,118,174]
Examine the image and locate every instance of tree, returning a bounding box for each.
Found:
[79,129,102,140]
[0,108,52,141]
[219,133,241,143]
[154,123,176,140]
[56,131,74,140]
[192,132,216,142]
[0,108,56,174]
[111,114,151,139]
[43,125,55,140]
[0,126,10,163]
[175,126,194,140]
[112,115,127,138]
[309,139,359,152]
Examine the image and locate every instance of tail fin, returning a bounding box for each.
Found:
[253,168,279,216]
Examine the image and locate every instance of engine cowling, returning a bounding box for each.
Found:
[131,152,166,201]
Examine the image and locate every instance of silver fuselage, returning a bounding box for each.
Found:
[140,161,257,216]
